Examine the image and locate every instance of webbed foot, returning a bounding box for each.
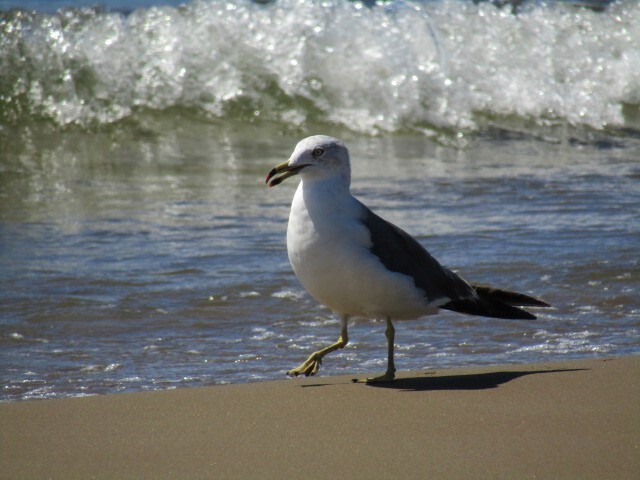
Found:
[287,331,348,378]
[287,352,322,377]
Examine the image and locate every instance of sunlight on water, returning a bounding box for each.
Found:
[1,118,639,401]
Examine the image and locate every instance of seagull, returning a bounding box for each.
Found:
[266,135,549,383]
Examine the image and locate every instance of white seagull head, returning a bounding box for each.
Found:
[266,135,351,188]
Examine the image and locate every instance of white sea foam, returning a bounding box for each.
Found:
[1,0,638,134]
[271,289,304,301]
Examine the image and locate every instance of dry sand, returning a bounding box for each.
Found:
[2,355,639,479]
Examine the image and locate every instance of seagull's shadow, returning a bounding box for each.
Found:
[365,368,585,391]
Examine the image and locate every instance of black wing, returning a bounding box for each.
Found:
[360,202,549,320]
[360,202,476,304]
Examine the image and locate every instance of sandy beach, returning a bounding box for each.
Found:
[1,355,638,479]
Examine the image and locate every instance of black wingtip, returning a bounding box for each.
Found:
[440,299,537,320]
[440,284,549,320]
[470,284,551,308]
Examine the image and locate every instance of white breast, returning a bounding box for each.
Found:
[286,181,435,320]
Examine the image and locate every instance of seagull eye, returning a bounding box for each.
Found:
[312,148,324,157]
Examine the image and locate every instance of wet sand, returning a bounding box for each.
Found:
[2,355,639,479]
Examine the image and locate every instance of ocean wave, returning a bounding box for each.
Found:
[1,0,639,135]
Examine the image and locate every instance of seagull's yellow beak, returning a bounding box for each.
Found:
[265,161,307,188]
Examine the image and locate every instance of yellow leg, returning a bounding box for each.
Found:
[353,318,396,384]
[288,316,349,377]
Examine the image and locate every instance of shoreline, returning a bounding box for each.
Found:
[2,355,639,479]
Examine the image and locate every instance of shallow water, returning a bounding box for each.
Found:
[2,117,638,401]
[1,0,639,401]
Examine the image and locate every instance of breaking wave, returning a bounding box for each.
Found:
[1,0,639,135]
